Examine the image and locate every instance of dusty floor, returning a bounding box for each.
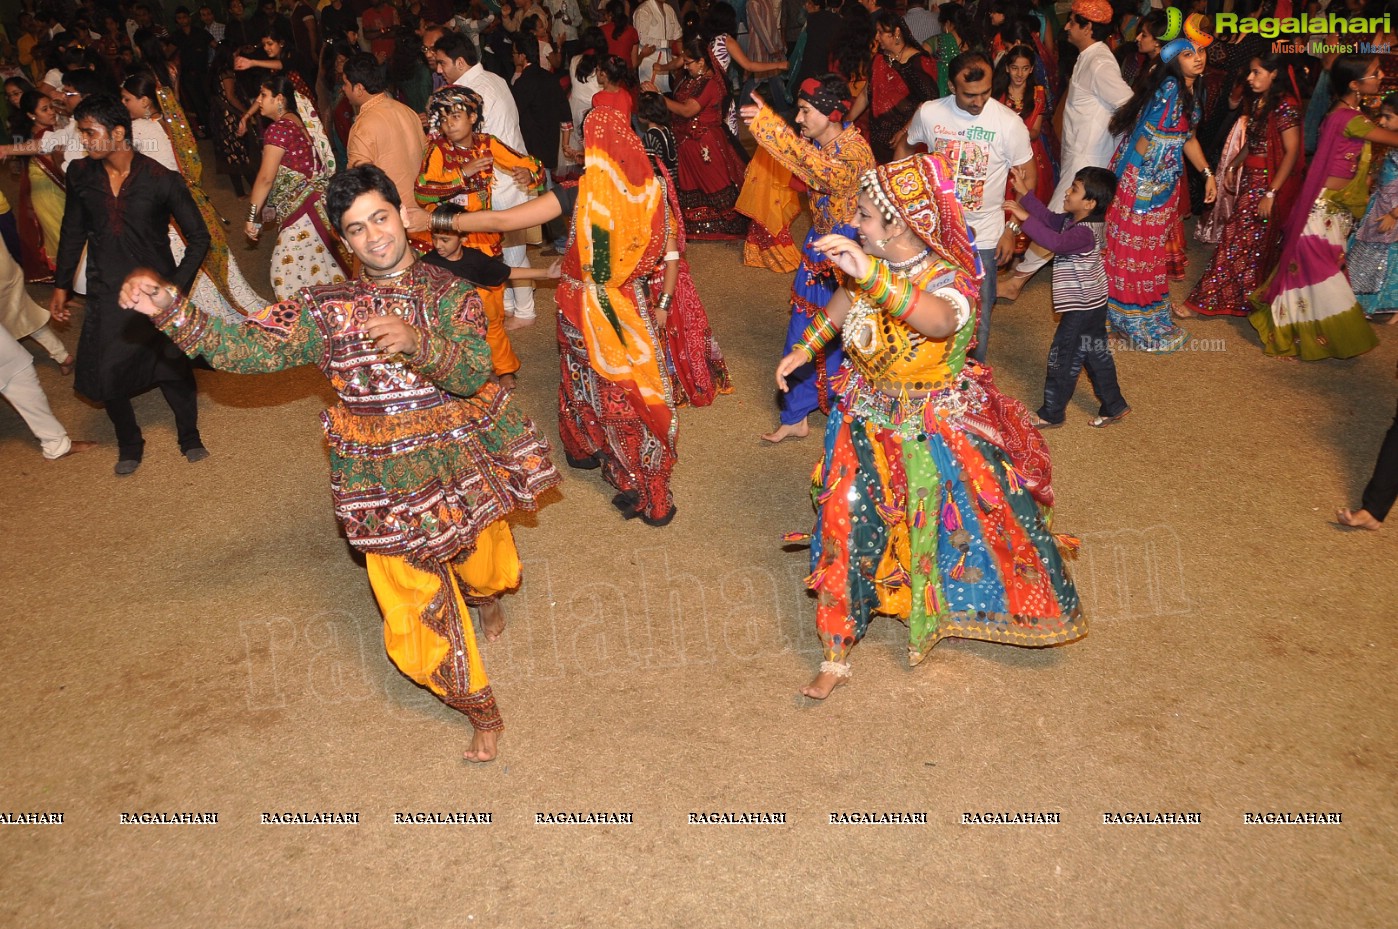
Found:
[1,149,1395,929]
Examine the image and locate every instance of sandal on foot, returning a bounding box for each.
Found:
[1028,413,1063,429]
[1089,408,1131,428]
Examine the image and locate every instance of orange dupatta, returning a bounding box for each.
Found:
[563,106,674,446]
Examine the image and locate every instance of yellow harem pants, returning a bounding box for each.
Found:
[478,283,521,377]
[365,520,519,732]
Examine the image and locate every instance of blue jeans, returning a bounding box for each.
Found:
[1038,303,1128,424]
[973,247,997,363]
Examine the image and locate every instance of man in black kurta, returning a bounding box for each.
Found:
[51,94,212,476]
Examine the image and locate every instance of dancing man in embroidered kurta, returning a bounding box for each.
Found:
[742,76,875,444]
[119,166,561,762]
[776,153,1086,699]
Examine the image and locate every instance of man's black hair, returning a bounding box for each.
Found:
[343,52,388,94]
[514,32,540,66]
[325,164,402,232]
[435,31,480,67]
[61,69,105,99]
[948,50,993,86]
[72,93,133,140]
[1074,166,1117,222]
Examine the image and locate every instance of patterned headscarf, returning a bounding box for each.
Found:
[858,153,983,303]
[798,77,852,122]
[566,106,674,448]
[426,86,484,137]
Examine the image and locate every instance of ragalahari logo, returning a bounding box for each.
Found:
[1213,12,1392,39]
[1157,11,1215,48]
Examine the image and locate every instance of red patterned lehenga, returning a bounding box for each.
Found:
[1185,95,1303,316]
[671,67,750,239]
[650,161,732,407]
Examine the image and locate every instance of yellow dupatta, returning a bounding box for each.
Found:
[568,106,673,444]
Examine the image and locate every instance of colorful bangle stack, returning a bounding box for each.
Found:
[794,311,837,362]
[855,257,918,321]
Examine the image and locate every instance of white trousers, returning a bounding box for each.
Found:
[0,326,71,459]
[501,243,535,319]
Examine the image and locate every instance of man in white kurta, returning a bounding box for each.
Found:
[1000,0,1132,299]
[633,0,681,91]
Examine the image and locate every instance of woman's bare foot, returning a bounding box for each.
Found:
[800,661,851,700]
[504,315,535,331]
[498,372,517,391]
[997,271,1032,302]
[1336,507,1382,530]
[463,728,500,763]
[479,598,506,641]
[1172,302,1195,319]
[762,419,809,443]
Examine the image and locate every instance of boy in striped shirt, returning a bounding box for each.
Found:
[1005,165,1131,429]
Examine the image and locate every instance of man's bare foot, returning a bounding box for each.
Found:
[479,598,506,641]
[761,419,809,443]
[463,728,500,763]
[1172,302,1195,319]
[498,372,517,391]
[997,271,1032,302]
[504,315,536,331]
[800,661,850,699]
[1336,507,1383,530]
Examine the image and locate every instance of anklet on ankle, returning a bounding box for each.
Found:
[820,660,852,679]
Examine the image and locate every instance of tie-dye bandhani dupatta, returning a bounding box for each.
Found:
[564,106,673,446]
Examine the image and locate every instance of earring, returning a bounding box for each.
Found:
[874,237,889,249]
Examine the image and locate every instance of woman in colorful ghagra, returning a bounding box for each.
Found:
[242,74,351,301]
[122,166,561,762]
[1103,29,1215,352]
[1184,54,1303,317]
[443,106,684,525]
[1249,54,1397,360]
[777,154,1085,700]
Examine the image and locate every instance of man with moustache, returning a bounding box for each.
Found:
[118,165,561,763]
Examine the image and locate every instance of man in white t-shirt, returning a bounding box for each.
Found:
[900,50,1034,363]
[633,0,681,91]
[999,0,1132,302]
[435,31,538,325]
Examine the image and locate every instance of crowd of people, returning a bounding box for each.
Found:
[1,0,1396,759]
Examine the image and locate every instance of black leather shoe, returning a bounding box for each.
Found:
[185,447,211,463]
[565,453,601,469]
[114,458,141,476]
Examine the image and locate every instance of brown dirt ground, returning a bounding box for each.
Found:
[1,146,1395,929]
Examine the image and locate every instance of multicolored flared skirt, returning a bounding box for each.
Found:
[1186,166,1285,317]
[1249,194,1379,360]
[1105,164,1189,353]
[800,368,1086,666]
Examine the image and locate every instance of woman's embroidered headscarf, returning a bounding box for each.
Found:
[858,153,983,307]
[566,105,673,447]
